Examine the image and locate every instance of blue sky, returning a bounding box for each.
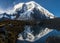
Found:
[0,0,60,17]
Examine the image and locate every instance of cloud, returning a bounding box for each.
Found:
[0,9,5,14]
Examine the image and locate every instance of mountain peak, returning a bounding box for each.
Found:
[13,1,55,42]
[0,1,55,42]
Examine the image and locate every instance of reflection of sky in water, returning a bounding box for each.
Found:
[17,30,60,43]
[0,0,60,43]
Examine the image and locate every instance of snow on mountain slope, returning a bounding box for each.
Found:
[13,1,55,42]
[0,1,55,42]
[13,1,55,20]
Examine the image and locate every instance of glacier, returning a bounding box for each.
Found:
[0,1,55,42]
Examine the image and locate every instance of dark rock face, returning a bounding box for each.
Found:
[46,36,60,43]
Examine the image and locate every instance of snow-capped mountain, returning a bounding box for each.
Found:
[0,1,55,42]
[13,1,54,20]
[13,1,55,42]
